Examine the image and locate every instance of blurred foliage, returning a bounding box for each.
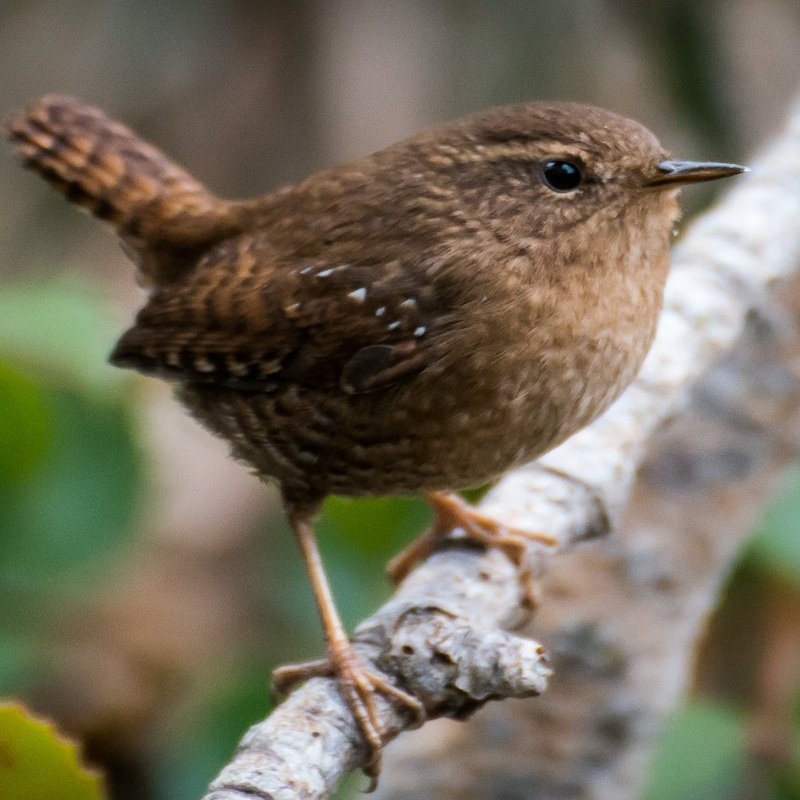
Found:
[0,281,142,693]
[645,699,800,800]
[748,468,800,588]
[319,496,431,625]
[644,702,748,800]
[0,276,428,799]
[643,469,800,800]
[0,281,126,394]
[0,702,106,800]
[152,660,275,800]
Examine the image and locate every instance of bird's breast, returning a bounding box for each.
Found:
[427,246,668,479]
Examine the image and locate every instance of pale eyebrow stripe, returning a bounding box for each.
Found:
[428,140,592,168]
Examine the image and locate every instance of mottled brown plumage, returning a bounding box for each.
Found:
[6,95,745,775]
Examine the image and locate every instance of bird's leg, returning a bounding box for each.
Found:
[272,505,425,779]
[387,491,556,605]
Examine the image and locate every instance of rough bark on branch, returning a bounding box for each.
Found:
[203,97,800,800]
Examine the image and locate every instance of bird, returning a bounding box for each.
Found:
[6,95,746,774]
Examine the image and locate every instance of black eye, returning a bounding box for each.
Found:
[541,160,582,192]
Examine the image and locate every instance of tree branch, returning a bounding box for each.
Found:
[203,95,800,800]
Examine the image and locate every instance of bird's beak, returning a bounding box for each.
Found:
[646,160,748,188]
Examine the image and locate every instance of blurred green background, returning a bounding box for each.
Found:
[0,2,799,799]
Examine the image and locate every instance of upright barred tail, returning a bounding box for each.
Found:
[6,95,241,284]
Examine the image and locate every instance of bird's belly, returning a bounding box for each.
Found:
[177,331,642,505]
[326,330,645,494]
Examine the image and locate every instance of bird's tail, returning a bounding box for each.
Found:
[6,95,241,284]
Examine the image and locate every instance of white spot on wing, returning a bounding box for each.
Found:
[261,359,283,376]
[387,321,401,330]
[194,357,216,373]
[375,306,386,316]
[347,287,367,303]
[400,298,417,310]
[317,268,334,277]
[228,361,249,376]
[414,326,427,337]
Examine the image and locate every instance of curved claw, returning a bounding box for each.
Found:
[272,644,426,786]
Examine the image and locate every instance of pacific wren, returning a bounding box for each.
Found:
[6,96,745,772]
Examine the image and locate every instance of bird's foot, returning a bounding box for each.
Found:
[273,638,425,786]
[387,491,556,607]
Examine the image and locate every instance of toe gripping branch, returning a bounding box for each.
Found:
[275,497,554,791]
[269,589,551,792]
[387,491,558,608]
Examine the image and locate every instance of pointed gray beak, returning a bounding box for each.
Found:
[647,160,748,188]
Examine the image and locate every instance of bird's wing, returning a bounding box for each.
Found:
[111,234,454,394]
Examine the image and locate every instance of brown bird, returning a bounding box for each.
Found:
[6,96,745,773]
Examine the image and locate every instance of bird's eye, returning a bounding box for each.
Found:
[541,160,583,192]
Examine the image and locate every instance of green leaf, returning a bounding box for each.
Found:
[644,701,747,800]
[0,702,105,800]
[0,386,142,593]
[0,362,52,483]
